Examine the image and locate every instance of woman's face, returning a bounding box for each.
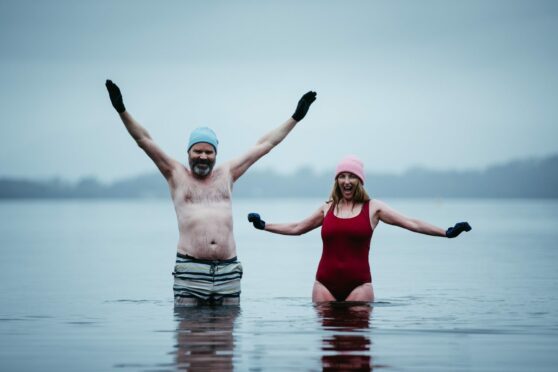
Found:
[337,172,359,200]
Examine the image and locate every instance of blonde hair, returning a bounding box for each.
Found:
[328,177,371,212]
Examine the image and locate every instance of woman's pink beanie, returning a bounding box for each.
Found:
[335,155,365,184]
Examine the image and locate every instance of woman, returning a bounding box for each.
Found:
[247,155,471,303]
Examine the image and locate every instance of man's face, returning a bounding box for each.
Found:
[188,143,216,178]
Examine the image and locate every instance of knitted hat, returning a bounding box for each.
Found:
[187,127,219,152]
[335,155,365,184]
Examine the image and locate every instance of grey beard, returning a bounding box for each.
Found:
[192,164,212,177]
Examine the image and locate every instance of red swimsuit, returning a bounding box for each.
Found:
[316,201,373,301]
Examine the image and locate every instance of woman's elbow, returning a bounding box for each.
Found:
[290,228,303,236]
[404,220,421,232]
[294,223,314,235]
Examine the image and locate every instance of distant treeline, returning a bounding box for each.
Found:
[1,154,557,199]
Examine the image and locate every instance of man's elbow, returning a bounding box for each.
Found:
[260,142,274,155]
[136,137,150,150]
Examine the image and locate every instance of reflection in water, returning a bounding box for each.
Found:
[316,302,378,371]
[173,306,240,371]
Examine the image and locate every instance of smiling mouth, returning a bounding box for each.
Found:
[193,160,211,167]
[342,185,354,194]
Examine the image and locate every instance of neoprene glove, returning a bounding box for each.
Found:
[446,222,472,238]
[248,213,266,230]
[105,79,126,113]
[292,91,317,121]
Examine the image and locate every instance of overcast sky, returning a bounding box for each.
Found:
[1,0,557,182]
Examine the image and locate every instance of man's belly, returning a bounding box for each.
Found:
[177,237,236,260]
[176,206,236,260]
[178,219,236,260]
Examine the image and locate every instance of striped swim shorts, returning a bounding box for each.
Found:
[173,253,243,304]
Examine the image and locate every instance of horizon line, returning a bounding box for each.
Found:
[1,152,557,185]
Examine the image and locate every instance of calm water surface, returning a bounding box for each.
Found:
[1,198,557,371]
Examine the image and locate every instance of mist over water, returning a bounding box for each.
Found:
[2,1,558,182]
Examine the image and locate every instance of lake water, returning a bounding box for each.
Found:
[1,198,557,371]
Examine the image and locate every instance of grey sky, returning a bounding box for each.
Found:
[1,0,557,182]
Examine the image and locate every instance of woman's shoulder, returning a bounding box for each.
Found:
[368,198,388,211]
[321,200,333,213]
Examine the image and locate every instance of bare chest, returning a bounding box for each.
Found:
[173,171,232,205]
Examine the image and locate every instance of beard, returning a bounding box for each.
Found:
[189,158,215,178]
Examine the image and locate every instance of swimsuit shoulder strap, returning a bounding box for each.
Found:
[325,201,335,217]
[360,199,371,218]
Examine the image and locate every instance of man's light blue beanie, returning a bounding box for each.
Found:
[187,127,219,152]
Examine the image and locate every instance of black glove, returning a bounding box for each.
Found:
[105,79,126,113]
[292,91,317,121]
[248,213,266,230]
[446,222,471,238]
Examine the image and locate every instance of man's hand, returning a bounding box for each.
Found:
[292,91,317,121]
[105,79,126,113]
[446,222,472,238]
[248,213,266,230]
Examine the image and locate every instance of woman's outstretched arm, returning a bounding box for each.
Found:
[248,206,324,236]
[374,200,471,238]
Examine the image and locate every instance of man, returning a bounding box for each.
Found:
[105,80,316,306]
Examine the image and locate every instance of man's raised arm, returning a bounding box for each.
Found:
[105,80,179,179]
[229,91,317,181]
